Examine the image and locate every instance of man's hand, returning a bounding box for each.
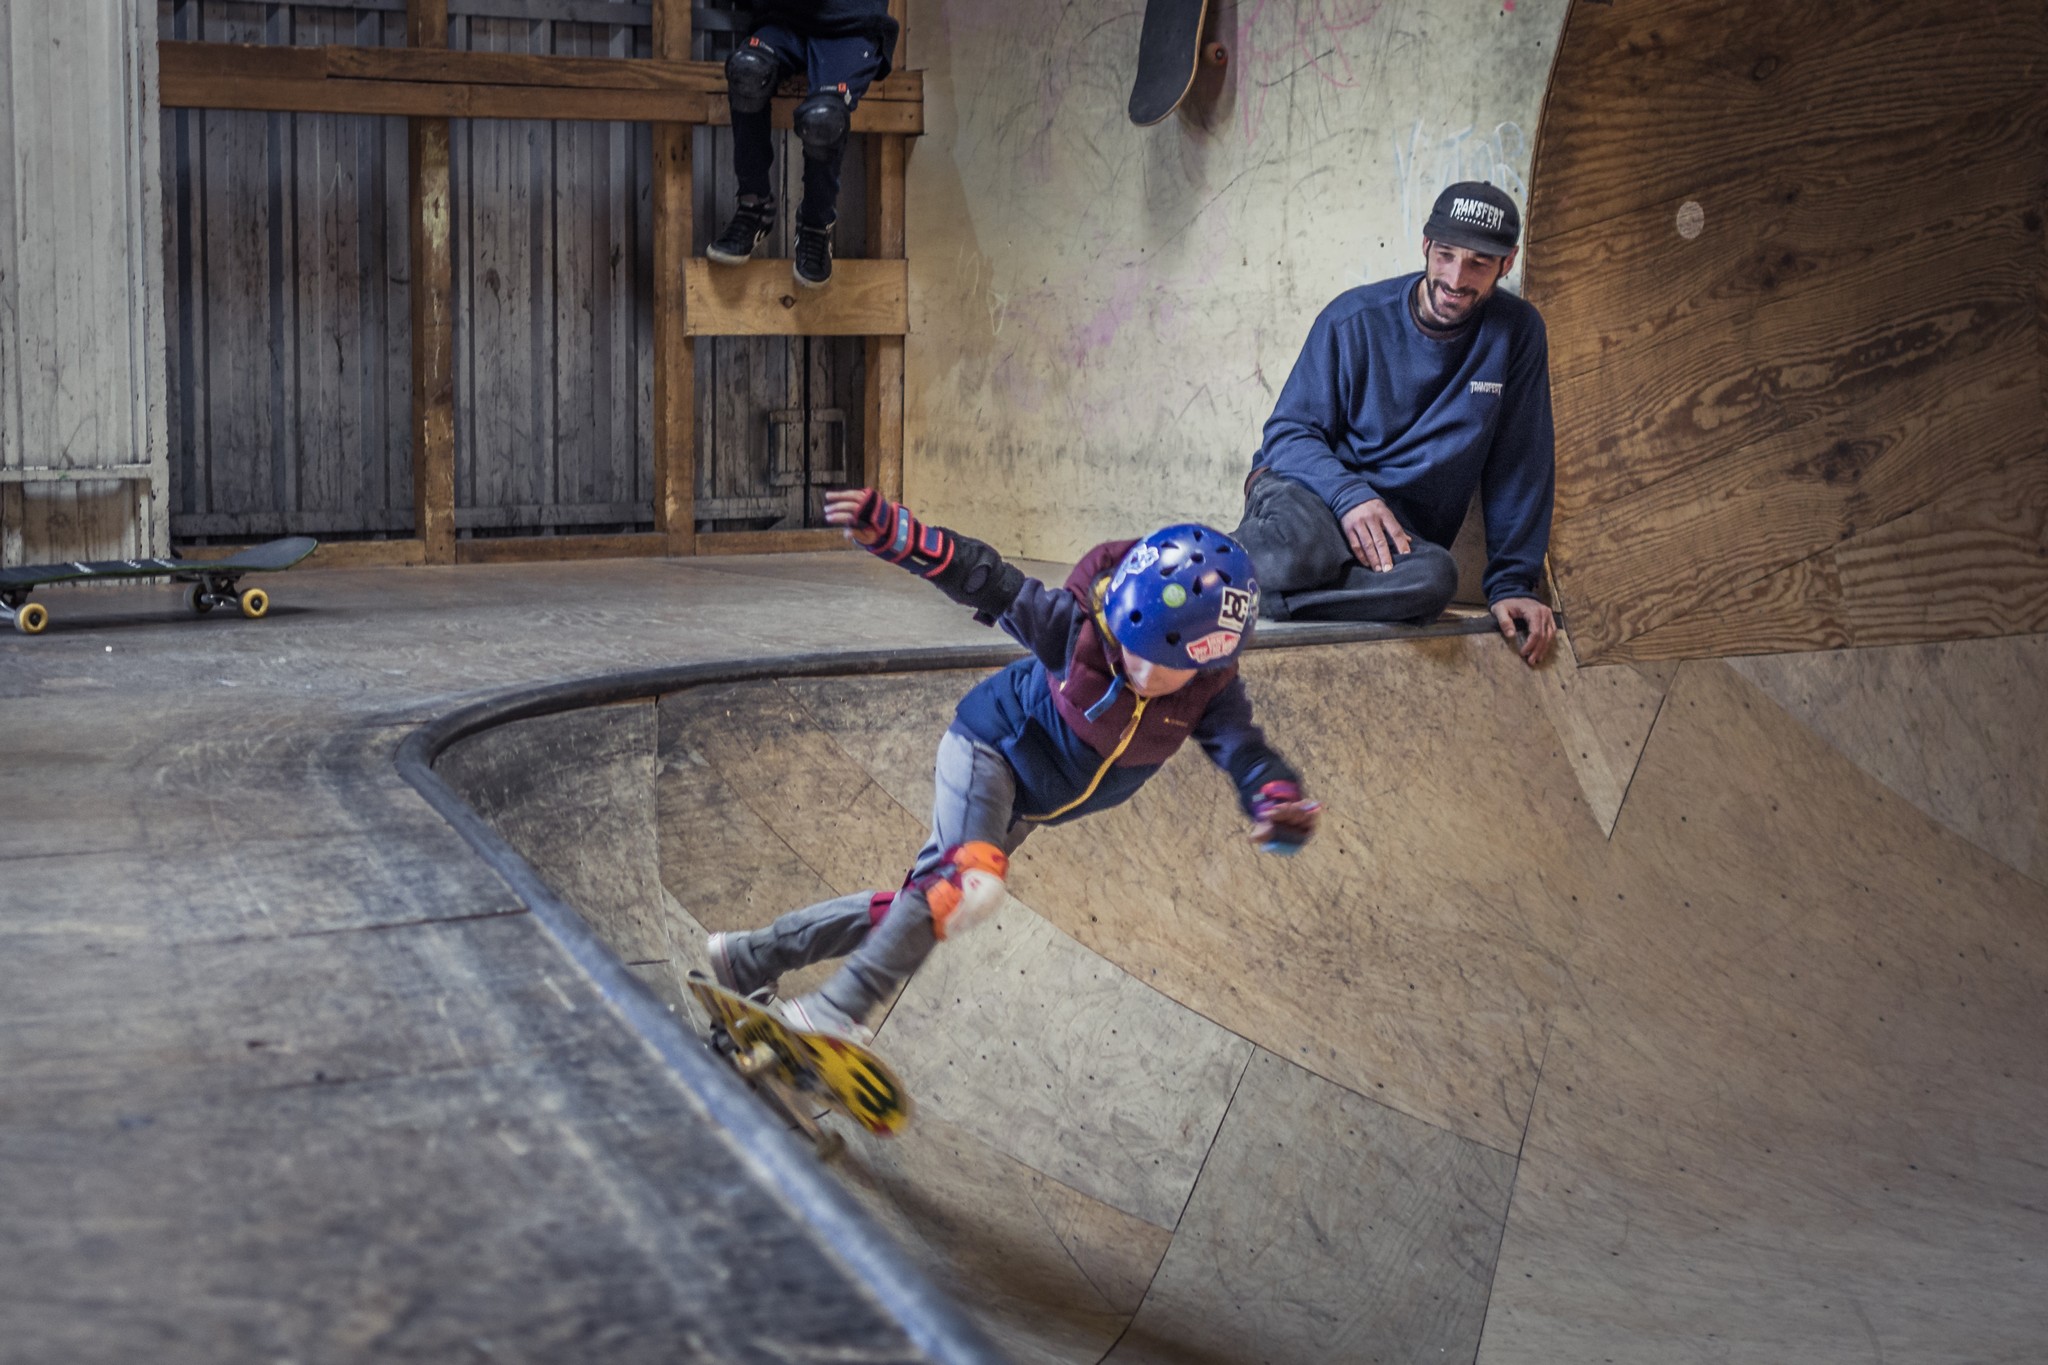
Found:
[1339,498,1411,572]
[823,487,888,547]
[1491,596,1556,666]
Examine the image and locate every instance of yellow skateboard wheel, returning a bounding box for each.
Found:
[16,602,48,635]
[238,586,270,619]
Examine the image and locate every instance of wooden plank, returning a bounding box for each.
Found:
[651,0,693,552]
[408,1,456,563]
[327,45,923,102]
[454,530,669,563]
[692,527,850,555]
[682,258,906,337]
[1612,451,2048,661]
[865,133,905,500]
[1528,0,2046,243]
[175,537,427,568]
[157,43,922,128]
[1544,192,2041,522]
[1554,345,2039,654]
[1528,103,2042,392]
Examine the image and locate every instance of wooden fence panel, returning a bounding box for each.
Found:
[450,8,654,536]
[160,0,413,542]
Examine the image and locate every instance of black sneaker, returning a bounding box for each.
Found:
[793,218,834,289]
[707,196,776,265]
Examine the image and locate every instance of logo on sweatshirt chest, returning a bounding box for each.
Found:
[1469,380,1504,396]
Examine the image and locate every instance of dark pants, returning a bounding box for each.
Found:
[1232,472,1459,624]
[732,26,887,228]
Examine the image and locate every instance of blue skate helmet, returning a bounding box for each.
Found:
[1101,523,1260,670]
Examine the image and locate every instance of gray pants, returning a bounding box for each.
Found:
[727,727,1033,1022]
[1233,471,1459,624]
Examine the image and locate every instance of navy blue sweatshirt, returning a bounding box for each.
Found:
[1255,273,1555,604]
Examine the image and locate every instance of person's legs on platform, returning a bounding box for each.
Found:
[789,33,888,286]
[708,29,794,264]
[1231,471,1458,625]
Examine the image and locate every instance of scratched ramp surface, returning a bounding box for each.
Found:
[443,632,2048,1363]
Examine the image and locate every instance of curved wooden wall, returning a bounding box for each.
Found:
[1525,0,2048,661]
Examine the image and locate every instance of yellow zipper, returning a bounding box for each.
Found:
[1026,694,1149,823]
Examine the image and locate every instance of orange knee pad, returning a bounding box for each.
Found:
[925,841,1009,940]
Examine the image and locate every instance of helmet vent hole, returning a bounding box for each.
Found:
[1128,610,1143,625]
[1165,632,1182,646]
[1191,551,1205,563]
[1217,571,1233,586]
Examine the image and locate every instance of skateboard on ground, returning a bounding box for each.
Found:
[0,536,317,634]
[687,975,912,1157]
[1128,0,1225,126]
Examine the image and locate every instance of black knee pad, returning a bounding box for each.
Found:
[793,90,851,161]
[725,41,779,115]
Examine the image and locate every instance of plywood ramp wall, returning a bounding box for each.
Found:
[903,0,1572,561]
[1526,0,2048,662]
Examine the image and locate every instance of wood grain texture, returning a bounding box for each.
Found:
[882,896,1254,1231]
[158,42,922,129]
[1730,633,2048,887]
[1482,659,2048,1363]
[1109,1051,1515,1365]
[1528,0,2048,658]
[1616,451,2048,659]
[682,258,909,336]
[841,1112,1172,1365]
[651,0,694,551]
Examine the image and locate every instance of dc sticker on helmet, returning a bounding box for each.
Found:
[1216,586,1255,633]
[1110,543,1161,592]
[1184,629,1241,665]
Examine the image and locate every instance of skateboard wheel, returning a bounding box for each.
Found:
[185,584,214,615]
[736,1043,778,1078]
[1204,41,1228,66]
[238,586,269,620]
[16,602,48,635]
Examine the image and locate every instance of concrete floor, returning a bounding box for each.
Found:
[6,553,2046,1363]
[0,552,1013,1364]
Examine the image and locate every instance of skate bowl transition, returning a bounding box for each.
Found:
[419,627,2048,1364]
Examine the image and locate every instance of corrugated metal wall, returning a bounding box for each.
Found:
[1,0,169,567]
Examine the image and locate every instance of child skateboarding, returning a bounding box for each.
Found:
[705,1,899,287]
[706,488,1321,1041]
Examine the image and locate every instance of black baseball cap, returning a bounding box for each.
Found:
[1423,181,1521,255]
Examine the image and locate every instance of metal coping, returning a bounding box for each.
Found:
[392,615,1502,1363]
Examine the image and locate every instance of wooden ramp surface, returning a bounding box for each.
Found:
[445,629,2048,1364]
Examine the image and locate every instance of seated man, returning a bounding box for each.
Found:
[1232,181,1557,665]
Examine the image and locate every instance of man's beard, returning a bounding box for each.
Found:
[1424,277,1478,324]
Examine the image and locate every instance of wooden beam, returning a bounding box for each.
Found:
[682,259,907,337]
[157,43,922,130]
[651,0,695,554]
[865,134,908,501]
[408,0,456,565]
[454,532,670,565]
[174,539,428,570]
[693,528,853,556]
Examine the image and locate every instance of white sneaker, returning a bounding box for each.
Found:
[706,932,775,1000]
[777,995,873,1047]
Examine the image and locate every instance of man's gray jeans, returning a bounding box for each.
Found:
[1232,471,1459,624]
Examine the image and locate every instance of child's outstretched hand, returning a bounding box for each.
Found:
[824,487,890,547]
[1250,780,1321,856]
